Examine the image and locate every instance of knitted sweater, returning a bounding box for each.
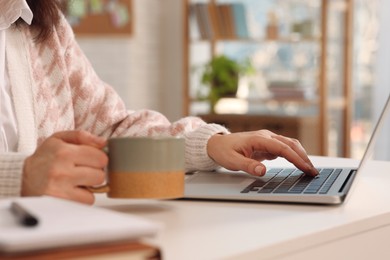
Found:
[0,16,228,198]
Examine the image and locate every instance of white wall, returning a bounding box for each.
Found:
[159,0,185,121]
[77,38,134,106]
[76,0,185,121]
[373,0,390,160]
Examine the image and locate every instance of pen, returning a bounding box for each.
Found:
[10,202,39,227]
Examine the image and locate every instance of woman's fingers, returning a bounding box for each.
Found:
[71,145,108,169]
[271,135,312,165]
[53,130,107,148]
[22,130,109,203]
[58,187,96,205]
[270,134,318,176]
[207,130,318,177]
[70,167,106,187]
[250,134,318,176]
[70,188,96,205]
[251,151,278,161]
[226,151,267,176]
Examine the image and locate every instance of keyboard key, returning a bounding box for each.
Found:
[273,171,303,193]
[241,179,269,193]
[319,169,342,194]
[258,169,295,193]
[287,173,317,193]
[303,169,333,194]
[241,168,343,195]
[241,169,283,193]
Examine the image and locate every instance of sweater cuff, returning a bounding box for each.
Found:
[184,123,230,172]
[0,153,27,198]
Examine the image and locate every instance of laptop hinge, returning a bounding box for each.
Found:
[338,170,356,193]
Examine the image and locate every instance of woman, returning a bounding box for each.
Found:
[0,0,317,204]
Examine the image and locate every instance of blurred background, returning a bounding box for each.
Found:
[65,0,390,160]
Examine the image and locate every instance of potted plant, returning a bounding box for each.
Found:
[201,55,254,113]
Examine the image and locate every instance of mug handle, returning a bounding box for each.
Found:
[87,146,110,194]
[87,185,110,193]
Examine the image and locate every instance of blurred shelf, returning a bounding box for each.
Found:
[183,0,353,157]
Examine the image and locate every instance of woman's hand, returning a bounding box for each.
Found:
[207,130,318,177]
[22,131,108,205]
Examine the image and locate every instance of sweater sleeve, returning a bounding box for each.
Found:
[106,110,230,171]
[0,153,28,198]
[115,114,230,172]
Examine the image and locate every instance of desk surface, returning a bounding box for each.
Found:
[95,156,390,260]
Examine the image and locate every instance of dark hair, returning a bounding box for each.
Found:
[24,0,63,42]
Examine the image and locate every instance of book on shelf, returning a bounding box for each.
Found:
[193,3,210,39]
[268,80,315,100]
[219,4,236,39]
[231,3,249,38]
[190,2,249,40]
[189,5,201,39]
[208,3,222,39]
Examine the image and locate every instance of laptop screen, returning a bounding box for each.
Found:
[358,94,390,171]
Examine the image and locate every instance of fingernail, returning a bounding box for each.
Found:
[304,163,316,175]
[255,165,265,176]
[311,166,319,176]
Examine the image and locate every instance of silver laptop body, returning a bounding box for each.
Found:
[184,95,390,205]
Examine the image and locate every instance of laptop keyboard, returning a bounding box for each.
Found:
[241,168,342,195]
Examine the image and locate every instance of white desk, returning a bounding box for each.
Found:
[95,156,390,260]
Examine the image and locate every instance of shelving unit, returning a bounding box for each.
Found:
[183,0,353,157]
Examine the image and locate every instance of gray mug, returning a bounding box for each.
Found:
[90,136,185,199]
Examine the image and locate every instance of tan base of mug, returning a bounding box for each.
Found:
[107,171,185,199]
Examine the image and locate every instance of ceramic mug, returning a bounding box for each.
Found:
[90,136,185,199]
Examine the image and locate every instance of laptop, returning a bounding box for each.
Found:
[183,94,390,205]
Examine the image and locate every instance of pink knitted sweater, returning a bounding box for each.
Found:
[0,16,228,197]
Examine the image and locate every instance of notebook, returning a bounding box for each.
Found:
[0,196,160,254]
[184,94,390,205]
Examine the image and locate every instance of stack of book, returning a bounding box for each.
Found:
[0,197,161,259]
[268,80,315,100]
[190,3,249,40]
